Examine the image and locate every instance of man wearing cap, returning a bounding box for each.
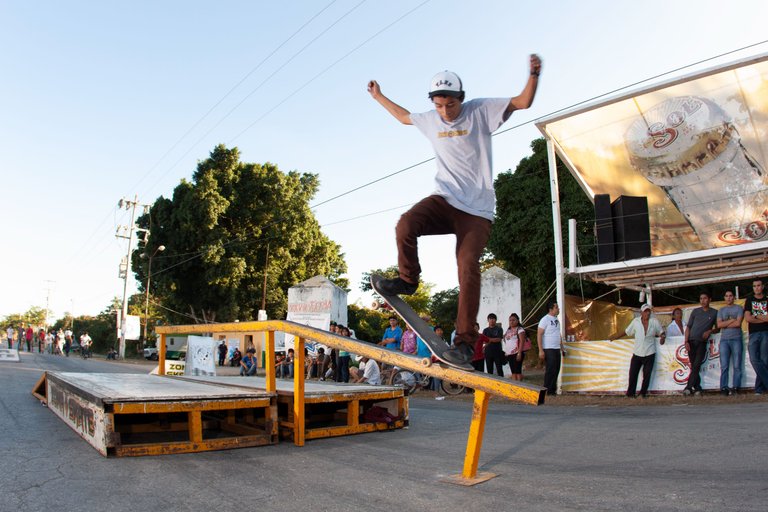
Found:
[367,55,542,363]
[611,303,666,398]
[350,355,381,385]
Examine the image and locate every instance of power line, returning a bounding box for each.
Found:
[139,0,370,200]
[228,0,432,143]
[131,1,340,198]
[67,3,342,263]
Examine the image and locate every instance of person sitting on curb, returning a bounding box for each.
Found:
[349,355,381,385]
[239,350,258,376]
[230,347,242,368]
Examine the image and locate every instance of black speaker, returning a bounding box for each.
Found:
[611,195,651,261]
[594,194,615,264]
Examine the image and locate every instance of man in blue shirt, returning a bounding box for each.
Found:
[239,350,258,376]
[379,316,403,350]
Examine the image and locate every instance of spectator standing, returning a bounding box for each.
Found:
[471,322,488,372]
[400,325,417,355]
[217,340,228,367]
[744,278,768,395]
[611,304,666,398]
[6,326,14,349]
[503,313,529,381]
[683,292,718,396]
[379,316,403,350]
[44,330,53,354]
[337,327,352,383]
[717,290,744,395]
[538,302,564,395]
[25,325,33,352]
[666,308,686,338]
[483,313,505,376]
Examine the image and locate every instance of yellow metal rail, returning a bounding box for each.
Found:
[156,319,546,485]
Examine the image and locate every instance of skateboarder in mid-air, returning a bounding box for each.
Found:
[367,54,542,365]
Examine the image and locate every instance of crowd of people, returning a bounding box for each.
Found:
[4,325,93,357]
[603,279,768,398]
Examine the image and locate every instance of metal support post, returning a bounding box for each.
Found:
[293,337,305,446]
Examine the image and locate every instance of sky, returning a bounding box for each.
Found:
[2,0,767,323]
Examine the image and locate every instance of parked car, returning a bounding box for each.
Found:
[143,345,186,361]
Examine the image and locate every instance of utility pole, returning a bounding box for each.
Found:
[116,195,150,359]
[43,280,55,329]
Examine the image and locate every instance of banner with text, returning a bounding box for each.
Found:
[561,336,756,394]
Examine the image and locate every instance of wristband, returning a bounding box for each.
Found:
[530,71,540,77]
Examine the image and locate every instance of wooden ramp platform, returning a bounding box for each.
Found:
[37,372,278,457]
[0,348,20,362]
[179,376,407,441]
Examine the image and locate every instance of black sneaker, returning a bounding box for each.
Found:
[375,277,418,296]
[720,388,729,396]
[442,342,473,365]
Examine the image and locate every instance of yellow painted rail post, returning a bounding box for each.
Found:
[293,337,306,446]
[266,330,276,393]
[158,333,166,375]
[443,389,495,486]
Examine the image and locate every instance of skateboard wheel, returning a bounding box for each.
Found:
[420,357,432,367]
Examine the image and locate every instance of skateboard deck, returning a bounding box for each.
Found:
[370,275,473,371]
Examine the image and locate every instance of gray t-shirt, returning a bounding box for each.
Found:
[410,98,511,221]
[687,307,718,342]
[717,304,743,340]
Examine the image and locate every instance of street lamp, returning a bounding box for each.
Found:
[142,245,165,343]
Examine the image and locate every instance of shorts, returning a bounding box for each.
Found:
[507,351,526,373]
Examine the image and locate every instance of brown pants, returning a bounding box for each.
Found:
[395,195,491,337]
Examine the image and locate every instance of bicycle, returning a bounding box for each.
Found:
[439,380,466,395]
[388,369,431,395]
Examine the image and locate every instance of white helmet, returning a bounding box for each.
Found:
[428,70,464,100]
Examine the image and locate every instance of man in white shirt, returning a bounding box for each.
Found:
[80,332,92,357]
[6,326,14,349]
[612,304,666,398]
[538,301,564,395]
[351,355,381,386]
[367,55,542,365]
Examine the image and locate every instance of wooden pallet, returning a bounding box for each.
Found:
[38,372,278,457]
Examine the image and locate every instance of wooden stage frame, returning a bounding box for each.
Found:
[177,376,408,441]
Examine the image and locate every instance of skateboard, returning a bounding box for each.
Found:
[370,275,474,371]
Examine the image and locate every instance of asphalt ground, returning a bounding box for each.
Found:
[1,353,766,512]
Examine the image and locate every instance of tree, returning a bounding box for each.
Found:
[53,304,119,355]
[488,138,611,318]
[360,266,433,315]
[2,306,49,330]
[132,145,347,323]
[428,287,459,333]
[347,304,389,344]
